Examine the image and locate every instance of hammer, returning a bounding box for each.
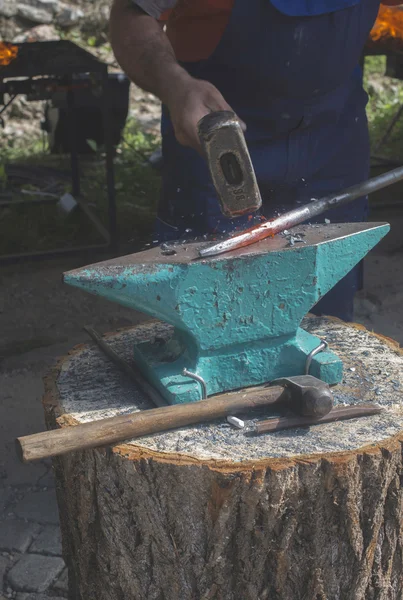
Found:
[198,110,262,218]
[16,375,333,463]
[197,111,403,259]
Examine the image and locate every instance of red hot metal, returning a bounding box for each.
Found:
[199,165,403,258]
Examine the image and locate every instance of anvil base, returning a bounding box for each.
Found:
[132,327,342,404]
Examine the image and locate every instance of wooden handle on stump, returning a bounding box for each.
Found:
[16,386,288,463]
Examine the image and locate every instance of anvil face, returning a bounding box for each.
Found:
[64,222,389,404]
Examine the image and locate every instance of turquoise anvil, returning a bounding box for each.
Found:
[64,222,389,404]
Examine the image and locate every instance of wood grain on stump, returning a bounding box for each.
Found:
[45,316,403,600]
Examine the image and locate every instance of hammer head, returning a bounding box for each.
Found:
[272,375,334,418]
[198,111,262,218]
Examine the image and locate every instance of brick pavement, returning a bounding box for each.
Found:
[0,469,68,599]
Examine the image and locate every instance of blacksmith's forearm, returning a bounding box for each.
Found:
[109,0,190,105]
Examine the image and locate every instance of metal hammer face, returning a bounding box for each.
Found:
[64,222,389,404]
[198,111,262,218]
[272,375,334,418]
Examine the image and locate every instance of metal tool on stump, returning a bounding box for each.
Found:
[16,374,339,462]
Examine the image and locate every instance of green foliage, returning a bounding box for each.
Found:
[364,56,403,158]
[0,132,46,162]
[0,163,7,190]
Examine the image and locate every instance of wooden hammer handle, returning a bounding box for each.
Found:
[16,386,286,463]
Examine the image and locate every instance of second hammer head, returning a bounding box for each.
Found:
[272,375,334,419]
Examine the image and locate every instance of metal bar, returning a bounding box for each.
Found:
[21,190,59,198]
[75,196,110,243]
[182,368,208,399]
[67,83,80,197]
[199,165,403,258]
[83,326,167,408]
[305,340,328,375]
[0,94,17,117]
[0,197,57,207]
[254,404,383,434]
[101,67,118,252]
[0,243,109,265]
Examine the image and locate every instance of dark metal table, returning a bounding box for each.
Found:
[0,40,118,262]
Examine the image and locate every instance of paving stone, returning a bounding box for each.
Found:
[14,491,59,525]
[0,0,18,18]
[36,470,55,490]
[52,567,68,594]
[7,554,64,593]
[0,488,12,513]
[29,526,61,556]
[17,4,53,24]
[0,520,40,553]
[0,555,10,587]
[56,4,84,26]
[16,595,61,600]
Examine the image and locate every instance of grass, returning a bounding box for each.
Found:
[1,54,403,256]
[364,55,403,156]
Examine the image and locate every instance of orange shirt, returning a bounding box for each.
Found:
[160,0,234,62]
[159,0,401,63]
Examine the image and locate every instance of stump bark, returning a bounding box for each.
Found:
[44,317,403,600]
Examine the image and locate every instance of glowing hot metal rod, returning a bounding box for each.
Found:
[199,165,403,258]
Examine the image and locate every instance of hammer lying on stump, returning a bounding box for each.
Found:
[16,375,381,463]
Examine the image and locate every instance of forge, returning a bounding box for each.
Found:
[368,4,403,54]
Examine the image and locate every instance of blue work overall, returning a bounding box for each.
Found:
[156,0,381,321]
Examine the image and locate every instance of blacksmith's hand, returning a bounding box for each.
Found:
[165,75,246,153]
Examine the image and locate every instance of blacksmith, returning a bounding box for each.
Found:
[110,0,401,320]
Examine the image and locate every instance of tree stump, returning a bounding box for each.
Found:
[44,316,403,600]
